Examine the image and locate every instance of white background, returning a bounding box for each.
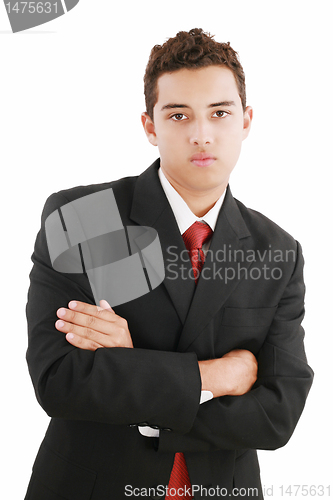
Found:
[1,1,332,498]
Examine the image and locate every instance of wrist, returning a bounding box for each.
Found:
[198,358,230,398]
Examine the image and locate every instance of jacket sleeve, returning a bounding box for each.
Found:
[26,192,201,434]
[158,240,314,452]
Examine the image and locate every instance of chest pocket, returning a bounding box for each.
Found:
[222,306,277,327]
[216,306,278,355]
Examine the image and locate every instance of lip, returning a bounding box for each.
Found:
[190,152,216,167]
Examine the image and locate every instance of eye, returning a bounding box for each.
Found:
[213,110,228,118]
[171,113,187,121]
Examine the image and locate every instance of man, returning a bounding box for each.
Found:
[25,28,313,499]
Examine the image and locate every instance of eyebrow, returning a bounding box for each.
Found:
[161,101,236,111]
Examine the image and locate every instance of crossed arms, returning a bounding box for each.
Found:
[55,299,258,399]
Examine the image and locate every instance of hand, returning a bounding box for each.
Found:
[198,349,258,398]
[55,299,133,351]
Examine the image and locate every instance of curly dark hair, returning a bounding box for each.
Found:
[143,28,246,120]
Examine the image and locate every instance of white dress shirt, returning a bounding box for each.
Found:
[158,167,226,242]
[139,167,226,438]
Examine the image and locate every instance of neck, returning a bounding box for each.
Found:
[184,194,222,217]
[162,172,227,217]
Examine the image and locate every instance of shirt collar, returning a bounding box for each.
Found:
[158,167,226,235]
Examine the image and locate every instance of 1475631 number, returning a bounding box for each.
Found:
[5,2,58,14]
[279,485,331,496]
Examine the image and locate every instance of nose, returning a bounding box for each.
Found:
[189,119,213,146]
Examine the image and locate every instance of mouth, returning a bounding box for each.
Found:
[190,152,216,167]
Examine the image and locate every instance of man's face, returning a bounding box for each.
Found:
[142,65,253,199]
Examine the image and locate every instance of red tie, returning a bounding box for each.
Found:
[165,222,213,500]
[165,452,193,499]
[182,221,213,284]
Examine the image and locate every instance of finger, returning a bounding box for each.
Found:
[56,318,106,344]
[55,317,127,348]
[55,301,131,348]
[55,309,112,338]
[56,307,117,334]
[67,300,116,321]
[66,332,104,352]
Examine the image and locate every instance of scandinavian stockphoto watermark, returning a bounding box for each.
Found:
[44,188,297,304]
[3,0,80,33]
[166,244,296,282]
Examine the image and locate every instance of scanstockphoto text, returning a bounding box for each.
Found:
[165,245,296,282]
[124,484,259,497]
[124,484,331,497]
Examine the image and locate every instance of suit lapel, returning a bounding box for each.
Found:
[129,159,195,324]
[176,187,254,353]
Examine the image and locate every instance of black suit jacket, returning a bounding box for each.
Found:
[25,159,314,500]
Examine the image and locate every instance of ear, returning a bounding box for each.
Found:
[141,112,158,146]
[242,106,253,141]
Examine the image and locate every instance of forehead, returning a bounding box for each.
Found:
[155,66,241,106]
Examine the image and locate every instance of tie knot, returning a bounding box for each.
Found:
[182,221,213,252]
